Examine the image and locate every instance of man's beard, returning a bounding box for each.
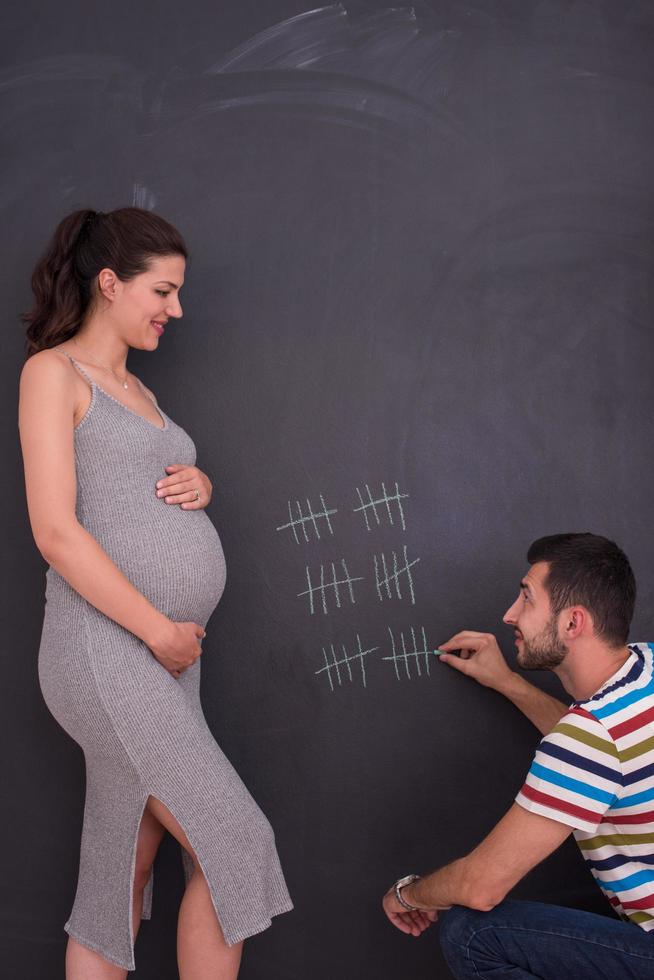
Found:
[518,616,568,670]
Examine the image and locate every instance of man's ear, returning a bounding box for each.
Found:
[563,606,590,640]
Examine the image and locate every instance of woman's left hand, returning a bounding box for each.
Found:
[155,465,212,509]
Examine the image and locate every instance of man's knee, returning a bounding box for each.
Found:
[438,903,502,979]
[439,904,488,953]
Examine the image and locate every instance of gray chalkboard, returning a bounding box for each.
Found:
[4,2,654,978]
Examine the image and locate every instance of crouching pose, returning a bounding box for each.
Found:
[382,533,654,979]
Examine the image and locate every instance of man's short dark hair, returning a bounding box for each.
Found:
[526,533,636,648]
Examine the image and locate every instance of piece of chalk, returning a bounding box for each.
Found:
[433,649,448,656]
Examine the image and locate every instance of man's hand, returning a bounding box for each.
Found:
[439,631,569,733]
[155,464,213,510]
[382,886,439,937]
[439,631,514,693]
[381,805,573,934]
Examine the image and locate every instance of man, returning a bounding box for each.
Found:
[382,533,654,978]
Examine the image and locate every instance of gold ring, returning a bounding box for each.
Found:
[194,488,200,501]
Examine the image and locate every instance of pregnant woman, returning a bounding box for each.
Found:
[18,207,293,978]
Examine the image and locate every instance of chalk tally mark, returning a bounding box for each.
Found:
[354,481,409,531]
[315,633,379,691]
[132,182,156,210]
[276,495,337,543]
[298,559,363,615]
[373,544,419,604]
[384,626,439,680]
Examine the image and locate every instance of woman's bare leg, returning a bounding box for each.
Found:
[144,796,243,980]
[177,866,243,979]
[66,939,128,980]
[65,806,165,979]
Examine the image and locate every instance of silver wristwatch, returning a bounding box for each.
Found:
[394,873,421,911]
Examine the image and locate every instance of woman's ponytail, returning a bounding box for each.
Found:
[22,209,98,357]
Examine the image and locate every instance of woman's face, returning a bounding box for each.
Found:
[101,253,186,350]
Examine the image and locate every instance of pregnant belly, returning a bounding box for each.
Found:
[84,504,227,624]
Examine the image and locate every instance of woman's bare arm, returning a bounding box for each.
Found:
[19,350,173,651]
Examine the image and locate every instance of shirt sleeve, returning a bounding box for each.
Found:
[515,706,623,833]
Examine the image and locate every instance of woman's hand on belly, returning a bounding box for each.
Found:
[155,464,212,510]
[147,618,206,679]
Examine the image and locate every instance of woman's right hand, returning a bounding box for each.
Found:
[148,620,206,678]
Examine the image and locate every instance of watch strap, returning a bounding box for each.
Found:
[394,873,421,911]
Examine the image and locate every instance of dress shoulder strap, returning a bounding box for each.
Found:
[54,347,96,388]
[134,375,158,408]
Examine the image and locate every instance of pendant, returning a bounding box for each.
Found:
[123,382,129,389]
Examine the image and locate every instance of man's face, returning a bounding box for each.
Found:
[503,562,569,670]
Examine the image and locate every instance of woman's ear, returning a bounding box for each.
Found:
[97,267,118,301]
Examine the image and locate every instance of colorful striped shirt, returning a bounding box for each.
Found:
[515,642,654,931]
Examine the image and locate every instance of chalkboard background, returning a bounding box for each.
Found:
[4,2,654,978]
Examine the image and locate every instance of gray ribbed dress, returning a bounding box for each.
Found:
[37,351,293,970]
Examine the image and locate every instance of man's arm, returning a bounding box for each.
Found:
[382,802,572,934]
[439,631,569,735]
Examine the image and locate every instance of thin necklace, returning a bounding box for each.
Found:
[71,339,130,389]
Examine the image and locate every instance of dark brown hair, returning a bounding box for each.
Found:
[527,532,636,647]
[21,207,188,357]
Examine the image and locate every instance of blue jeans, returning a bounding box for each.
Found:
[439,900,654,979]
